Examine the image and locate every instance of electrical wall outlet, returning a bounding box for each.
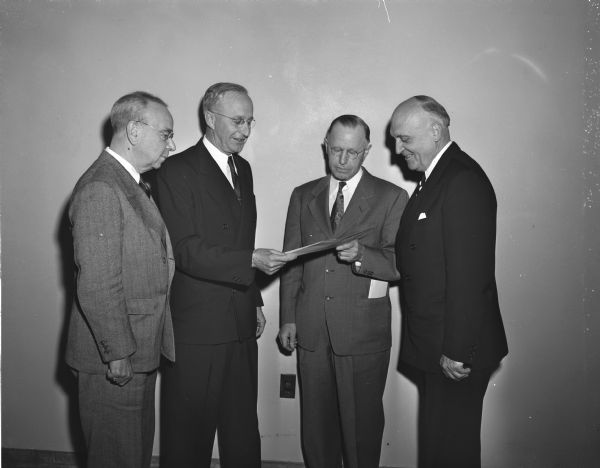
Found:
[280,374,296,398]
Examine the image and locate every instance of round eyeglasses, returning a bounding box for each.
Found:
[134,121,174,142]
[209,110,256,129]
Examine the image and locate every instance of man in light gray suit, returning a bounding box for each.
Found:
[279,115,408,468]
[66,91,176,468]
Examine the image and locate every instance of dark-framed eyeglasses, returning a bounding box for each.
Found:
[134,121,174,142]
[209,110,256,129]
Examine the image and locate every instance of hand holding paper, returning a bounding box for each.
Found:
[252,248,297,275]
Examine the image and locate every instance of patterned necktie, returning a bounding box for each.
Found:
[227,155,241,202]
[139,178,152,198]
[415,174,426,196]
[330,181,346,231]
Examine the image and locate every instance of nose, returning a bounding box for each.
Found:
[239,121,251,137]
[395,139,404,154]
[167,137,176,152]
[338,150,350,165]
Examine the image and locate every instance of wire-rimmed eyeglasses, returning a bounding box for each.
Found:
[209,110,256,129]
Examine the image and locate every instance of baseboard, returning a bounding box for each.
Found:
[2,448,306,468]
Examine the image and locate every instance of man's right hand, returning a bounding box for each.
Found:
[278,323,297,352]
[252,248,297,275]
[107,357,133,386]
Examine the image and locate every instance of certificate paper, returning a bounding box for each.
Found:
[284,229,371,257]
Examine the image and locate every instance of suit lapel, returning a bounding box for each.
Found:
[399,143,458,238]
[101,152,166,235]
[334,169,375,237]
[188,141,242,225]
[308,177,333,237]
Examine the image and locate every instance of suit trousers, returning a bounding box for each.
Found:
[417,367,493,468]
[77,370,157,468]
[161,338,261,468]
[298,345,390,468]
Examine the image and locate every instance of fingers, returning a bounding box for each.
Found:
[253,249,296,275]
[107,358,133,386]
[440,355,471,381]
[278,325,297,352]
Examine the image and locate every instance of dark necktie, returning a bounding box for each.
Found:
[139,178,152,199]
[414,174,426,196]
[330,181,346,231]
[227,155,241,202]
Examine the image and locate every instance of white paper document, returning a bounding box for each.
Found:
[368,279,388,298]
[284,228,372,257]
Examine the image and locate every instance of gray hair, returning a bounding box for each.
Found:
[201,82,249,113]
[413,95,450,127]
[110,91,168,133]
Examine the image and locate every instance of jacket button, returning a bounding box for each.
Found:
[325,296,332,301]
[223,223,229,230]
[404,274,412,281]
[409,243,416,250]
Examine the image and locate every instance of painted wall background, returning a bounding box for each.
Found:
[1,1,599,467]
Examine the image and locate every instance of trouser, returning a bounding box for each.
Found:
[298,344,390,468]
[162,338,261,468]
[78,370,158,468]
[417,367,493,468]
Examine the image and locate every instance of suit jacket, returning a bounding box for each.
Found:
[280,169,408,355]
[395,142,508,372]
[155,139,262,344]
[66,151,175,374]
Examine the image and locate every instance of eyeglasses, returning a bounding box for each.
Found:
[134,121,174,142]
[209,110,256,129]
[327,145,367,160]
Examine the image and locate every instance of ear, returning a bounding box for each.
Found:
[204,110,216,130]
[362,142,372,162]
[126,120,142,146]
[431,121,442,142]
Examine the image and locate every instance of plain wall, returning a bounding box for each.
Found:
[1,1,599,467]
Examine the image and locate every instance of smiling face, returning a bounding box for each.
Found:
[205,91,254,154]
[326,122,371,181]
[390,102,439,173]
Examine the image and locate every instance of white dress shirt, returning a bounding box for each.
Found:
[328,168,364,214]
[105,147,140,183]
[203,137,236,189]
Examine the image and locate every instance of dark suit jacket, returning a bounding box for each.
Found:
[281,169,408,355]
[155,139,262,344]
[66,151,175,374]
[395,142,508,372]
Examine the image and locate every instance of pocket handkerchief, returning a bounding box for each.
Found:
[418,212,427,220]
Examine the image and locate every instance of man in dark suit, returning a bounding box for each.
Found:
[66,91,176,468]
[156,82,294,468]
[279,115,408,468]
[391,96,508,468]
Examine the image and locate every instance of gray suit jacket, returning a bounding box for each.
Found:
[66,151,175,373]
[280,169,408,355]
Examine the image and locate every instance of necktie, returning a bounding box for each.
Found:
[227,155,241,202]
[330,181,346,231]
[139,178,152,198]
[415,174,426,196]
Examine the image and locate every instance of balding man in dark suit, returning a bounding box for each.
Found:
[391,95,508,468]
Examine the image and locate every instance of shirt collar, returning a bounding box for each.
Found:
[105,147,140,183]
[330,167,363,192]
[424,140,452,180]
[203,136,231,166]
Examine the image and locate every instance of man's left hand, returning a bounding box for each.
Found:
[256,307,266,338]
[440,354,471,381]
[336,239,363,263]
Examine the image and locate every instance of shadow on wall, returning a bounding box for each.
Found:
[53,117,113,464]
